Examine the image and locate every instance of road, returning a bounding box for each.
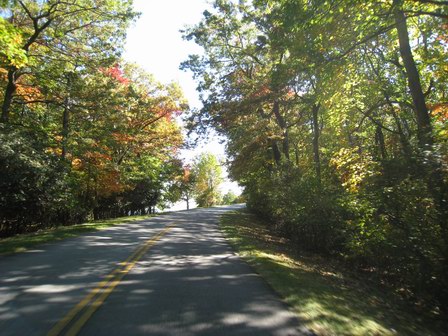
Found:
[0,205,311,335]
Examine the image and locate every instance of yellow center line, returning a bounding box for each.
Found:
[47,224,174,336]
[47,237,154,336]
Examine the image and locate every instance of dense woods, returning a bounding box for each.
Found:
[1,0,447,316]
[0,0,186,235]
[182,0,448,310]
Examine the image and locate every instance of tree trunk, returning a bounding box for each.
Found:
[294,142,300,168]
[272,100,290,160]
[383,92,413,158]
[312,103,321,187]
[395,113,413,157]
[61,101,70,159]
[375,125,387,160]
[271,140,282,165]
[61,73,73,159]
[283,128,290,161]
[394,7,433,148]
[1,68,18,123]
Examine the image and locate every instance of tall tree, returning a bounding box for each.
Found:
[192,152,223,207]
[0,0,137,123]
[182,0,448,310]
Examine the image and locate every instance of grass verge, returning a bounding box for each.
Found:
[220,209,447,336]
[0,214,155,256]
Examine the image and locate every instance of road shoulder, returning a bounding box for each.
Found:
[220,209,447,336]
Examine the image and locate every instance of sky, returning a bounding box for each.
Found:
[123,0,242,206]
[124,0,206,109]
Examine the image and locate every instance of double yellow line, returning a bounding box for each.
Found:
[48,224,175,336]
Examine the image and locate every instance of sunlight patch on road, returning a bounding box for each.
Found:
[25,284,84,294]
[47,223,174,336]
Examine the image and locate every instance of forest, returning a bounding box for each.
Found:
[1,0,447,316]
[181,0,448,312]
[0,0,241,238]
[0,0,190,234]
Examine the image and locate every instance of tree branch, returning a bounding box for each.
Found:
[326,23,397,63]
[411,0,448,6]
[13,99,61,105]
[355,103,401,134]
[404,10,448,19]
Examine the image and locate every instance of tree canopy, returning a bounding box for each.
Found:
[0,0,187,235]
[192,152,223,207]
[182,0,448,311]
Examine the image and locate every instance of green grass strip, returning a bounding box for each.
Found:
[0,214,155,256]
[220,209,446,336]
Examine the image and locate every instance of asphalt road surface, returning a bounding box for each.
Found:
[0,205,311,336]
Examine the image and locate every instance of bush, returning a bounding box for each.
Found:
[243,154,448,310]
[0,126,75,236]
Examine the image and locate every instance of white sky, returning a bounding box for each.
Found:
[123,0,242,206]
[124,0,206,108]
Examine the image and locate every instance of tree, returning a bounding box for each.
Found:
[174,165,196,210]
[66,62,184,219]
[0,57,186,229]
[0,0,137,123]
[221,190,237,205]
[182,0,448,310]
[192,152,223,207]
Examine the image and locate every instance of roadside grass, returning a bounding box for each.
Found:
[0,214,154,256]
[221,209,447,336]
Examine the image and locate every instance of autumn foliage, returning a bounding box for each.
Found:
[0,1,186,236]
[183,0,448,313]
